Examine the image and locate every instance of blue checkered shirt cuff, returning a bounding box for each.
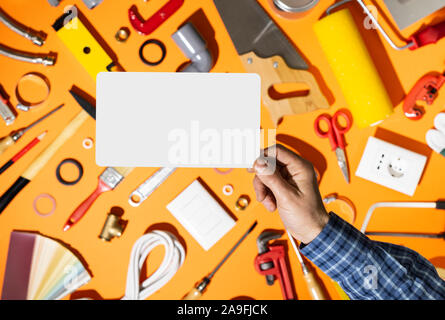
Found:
[300,212,371,281]
[300,212,445,300]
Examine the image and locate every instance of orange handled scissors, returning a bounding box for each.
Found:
[314,111,352,183]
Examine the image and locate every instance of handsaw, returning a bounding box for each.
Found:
[213,0,328,125]
[383,0,445,30]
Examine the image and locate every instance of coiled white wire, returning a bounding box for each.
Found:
[122,230,185,300]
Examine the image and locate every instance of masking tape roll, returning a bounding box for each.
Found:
[314,9,393,128]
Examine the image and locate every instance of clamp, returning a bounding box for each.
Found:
[403,71,445,120]
[0,89,15,125]
[128,0,184,35]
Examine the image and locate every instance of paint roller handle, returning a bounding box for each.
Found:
[436,201,445,210]
[63,179,111,231]
[410,20,445,50]
[128,0,184,35]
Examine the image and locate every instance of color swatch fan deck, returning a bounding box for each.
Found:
[1,231,91,300]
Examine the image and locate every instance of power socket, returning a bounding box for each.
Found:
[356,137,427,196]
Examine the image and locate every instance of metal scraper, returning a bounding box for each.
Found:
[384,0,445,30]
[213,0,328,125]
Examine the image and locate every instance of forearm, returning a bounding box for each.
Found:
[300,213,445,300]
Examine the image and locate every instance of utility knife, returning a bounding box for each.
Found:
[213,0,329,125]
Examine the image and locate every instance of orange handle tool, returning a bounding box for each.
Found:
[403,72,445,120]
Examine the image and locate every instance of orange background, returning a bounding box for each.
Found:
[1,0,445,300]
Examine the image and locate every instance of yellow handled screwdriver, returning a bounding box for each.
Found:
[183,221,258,300]
[287,230,327,300]
[0,104,64,156]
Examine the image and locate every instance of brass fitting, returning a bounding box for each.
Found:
[99,212,126,241]
[235,195,250,211]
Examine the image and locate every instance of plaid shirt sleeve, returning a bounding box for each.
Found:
[300,212,445,300]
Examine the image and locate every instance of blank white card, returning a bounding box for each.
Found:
[96,72,261,167]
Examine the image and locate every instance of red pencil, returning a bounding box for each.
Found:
[0,131,47,175]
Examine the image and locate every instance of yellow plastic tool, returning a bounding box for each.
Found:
[52,6,115,80]
[314,9,393,128]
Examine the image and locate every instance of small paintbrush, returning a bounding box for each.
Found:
[63,167,133,231]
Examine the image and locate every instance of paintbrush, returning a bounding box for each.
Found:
[63,167,134,231]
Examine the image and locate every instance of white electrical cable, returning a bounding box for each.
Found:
[426,129,445,155]
[360,202,437,233]
[434,113,445,134]
[122,230,185,300]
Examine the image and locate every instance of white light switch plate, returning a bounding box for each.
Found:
[355,137,427,196]
[166,180,235,251]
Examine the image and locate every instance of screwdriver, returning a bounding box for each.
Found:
[366,231,445,239]
[183,221,258,300]
[287,230,327,300]
[0,104,64,156]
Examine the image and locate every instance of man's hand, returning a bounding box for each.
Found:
[252,144,329,244]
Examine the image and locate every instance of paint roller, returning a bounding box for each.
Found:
[314,8,394,128]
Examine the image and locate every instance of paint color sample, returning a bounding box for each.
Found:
[96,72,261,168]
[1,231,91,300]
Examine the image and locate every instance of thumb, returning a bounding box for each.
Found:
[254,158,289,195]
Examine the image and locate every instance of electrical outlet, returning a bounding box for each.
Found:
[356,137,427,196]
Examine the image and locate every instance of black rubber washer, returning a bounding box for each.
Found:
[56,158,83,186]
[139,39,166,66]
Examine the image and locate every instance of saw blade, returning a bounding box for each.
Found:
[383,0,445,30]
[213,0,308,70]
